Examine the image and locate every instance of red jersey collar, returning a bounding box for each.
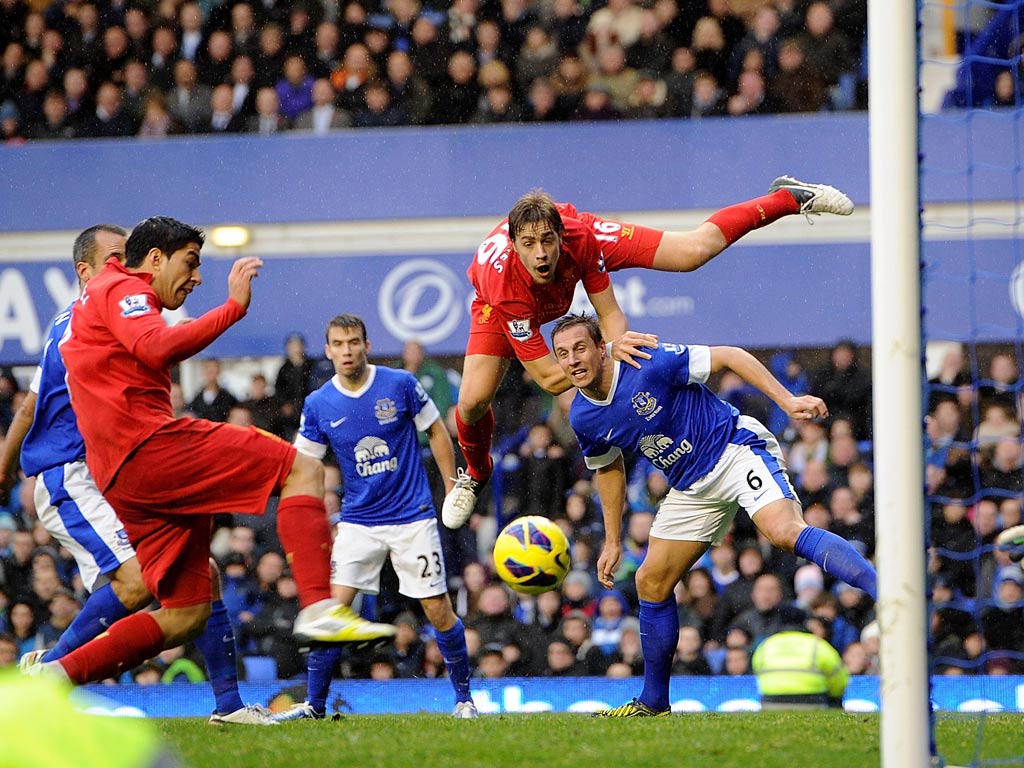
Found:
[105,256,155,286]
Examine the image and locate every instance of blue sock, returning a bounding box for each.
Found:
[795,526,878,600]
[193,600,244,715]
[307,645,344,714]
[42,583,131,663]
[637,597,678,712]
[434,618,471,704]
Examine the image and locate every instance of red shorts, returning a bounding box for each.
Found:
[105,419,296,608]
[467,298,518,360]
[573,212,664,271]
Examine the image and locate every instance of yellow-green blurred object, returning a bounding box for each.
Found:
[751,631,850,706]
[0,670,181,768]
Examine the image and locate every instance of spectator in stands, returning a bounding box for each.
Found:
[187,359,238,422]
[196,30,235,88]
[29,88,73,139]
[239,573,303,679]
[572,81,621,120]
[331,41,374,112]
[928,343,972,412]
[147,25,179,92]
[625,68,669,118]
[354,77,408,126]
[246,85,289,134]
[768,36,826,113]
[201,83,244,133]
[586,0,644,62]
[255,23,287,89]
[591,589,630,655]
[559,609,607,674]
[672,623,712,674]
[730,572,807,645]
[589,43,638,112]
[79,81,136,138]
[979,353,1019,415]
[810,339,872,441]
[137,91,183,137]
[543,637,582,676]
[388,612,426,678]
[798,2,853,96]
[980,566,1024,671]
[8,599,39,657]
[727,69,769,115]
[178,2,204,63]
[516,24,559,90]
[229,55,258,117]
[169,58,212,132]
[386,50,432,125]
[710,541,764,642]
[432,48,478,124]
[293,76,350,133]
[676,567,717,639]
[275,53,315,121]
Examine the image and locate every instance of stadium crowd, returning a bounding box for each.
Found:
[0,0,869,141]
[0,332,1021,684]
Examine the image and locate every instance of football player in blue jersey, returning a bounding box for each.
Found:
[0,225,276,725]
[550,313,877,717]
[274,313,476,720]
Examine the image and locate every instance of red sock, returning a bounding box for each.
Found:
[59,612,165,684]
[705,190,800,245]
[277,495,332,608]
[455,407,494,482]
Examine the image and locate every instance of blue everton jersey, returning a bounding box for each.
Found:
[296,365,439,526]
[569,344,739,492]
[22,303,84,477]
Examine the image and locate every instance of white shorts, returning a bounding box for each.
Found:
[331,517,448,599]
[35,460,137,592]
[650,416,796,544]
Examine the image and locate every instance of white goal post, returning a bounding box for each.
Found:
[869,1,931,766]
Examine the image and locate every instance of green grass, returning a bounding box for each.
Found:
[156,712,1024,768]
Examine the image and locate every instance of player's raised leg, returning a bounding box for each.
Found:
[647,178,853,273]
[753,498,877,599]
[443,353,510,528]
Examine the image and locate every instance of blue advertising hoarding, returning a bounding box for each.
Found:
[2,237,1020,364]
[75,676,1024,718]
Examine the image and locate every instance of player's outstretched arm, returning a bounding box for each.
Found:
[0,389,35,492]
[710,345,828,421]
[594,454,627,589]
[521,354,574,395]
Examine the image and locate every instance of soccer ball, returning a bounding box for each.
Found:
[493,516,571,595]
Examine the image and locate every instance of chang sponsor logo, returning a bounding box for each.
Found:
[638,433,693,469]
[378,259,463,345]
[353,436,398,477]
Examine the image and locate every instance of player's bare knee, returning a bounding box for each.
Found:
[457,398,489,424]
[109,559,153,612]
[635,567,672,602]
[421,595,456,631]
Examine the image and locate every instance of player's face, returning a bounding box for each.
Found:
[76,230,127,284]
[326,325,370,380]
[512,222,561,285]
[552,324,604,390]
[152,243,203,310]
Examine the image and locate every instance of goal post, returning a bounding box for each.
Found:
[869,0,931,766]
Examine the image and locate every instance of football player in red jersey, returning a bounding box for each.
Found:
[44,216,393,685]
[442,177,854,528]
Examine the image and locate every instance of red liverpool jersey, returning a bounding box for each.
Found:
[60,258,247,491]
[467,206,611,361]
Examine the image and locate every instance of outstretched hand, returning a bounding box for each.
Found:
[227,256,263,310]
[609,331,659,369]
[783,394,828,421]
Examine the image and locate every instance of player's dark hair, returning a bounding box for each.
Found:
[550,312,602,347]
[508,189,564,242]
[125,217,205,268]
[325,313,367,343]
[73,224,128,268]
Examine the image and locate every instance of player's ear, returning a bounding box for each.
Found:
[148,247,164,269]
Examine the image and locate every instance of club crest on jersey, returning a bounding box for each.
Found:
[353,436,398,476]
[119,293,152,318]
[374,397,398,424]
[507,319,532,340]
[632,391,662,420]
[638,433,693,470]
[114,528,133,550]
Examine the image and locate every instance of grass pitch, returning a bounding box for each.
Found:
[157,712,1023,768]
